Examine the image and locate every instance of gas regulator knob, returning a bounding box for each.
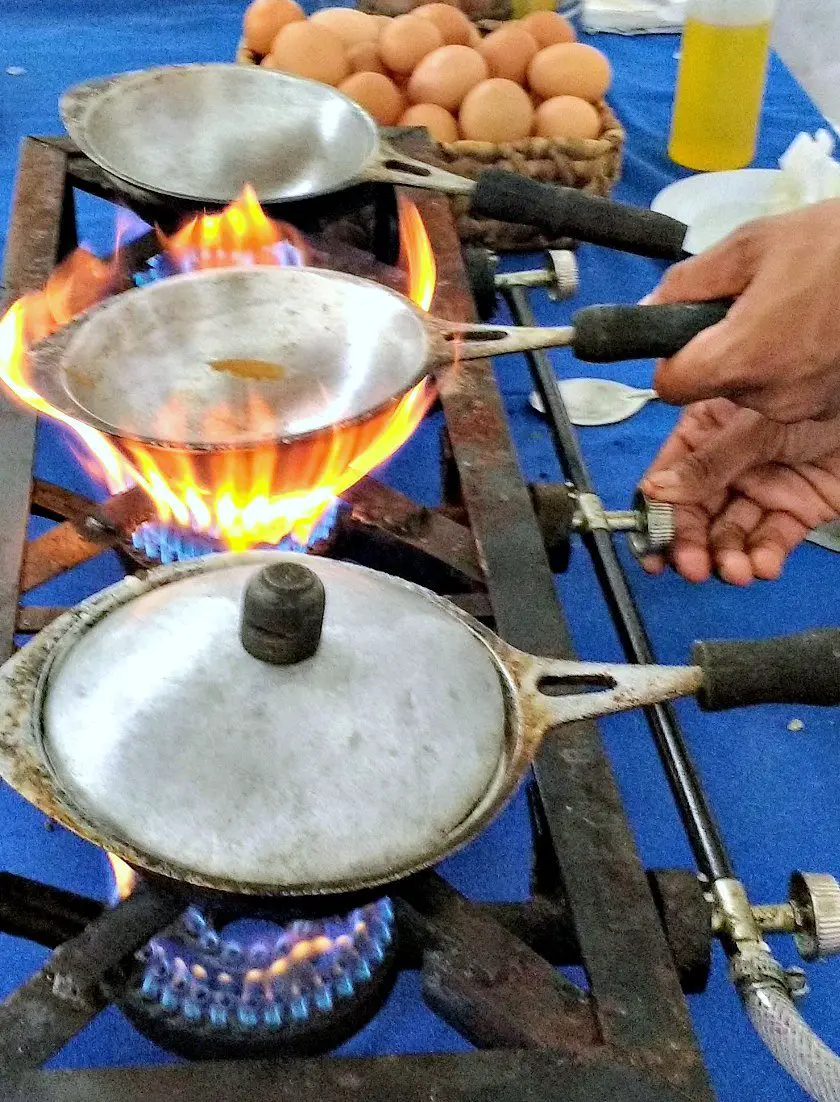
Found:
[790,872,840,961]
[544,250,579,301]
[627,490,676,559]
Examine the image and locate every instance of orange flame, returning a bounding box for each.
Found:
[162,184,310,270]
[0,189,437,550]
[107,852,138,901]
[399,195,436,312]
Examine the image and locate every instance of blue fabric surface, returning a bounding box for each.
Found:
[1,5,839,1097]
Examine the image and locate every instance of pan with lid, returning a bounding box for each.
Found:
[0,551,837,907]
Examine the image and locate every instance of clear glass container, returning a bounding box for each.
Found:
[669,0,778,171]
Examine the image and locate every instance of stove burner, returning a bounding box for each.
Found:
[113,899,397,1059]
[132,503,340,563]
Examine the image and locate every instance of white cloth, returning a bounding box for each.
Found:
[763,129,840,215]
[581,0,687,33]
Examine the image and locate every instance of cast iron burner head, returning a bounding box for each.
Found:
[110,900,397,1059]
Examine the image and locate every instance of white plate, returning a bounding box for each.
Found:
[651,169,782,254]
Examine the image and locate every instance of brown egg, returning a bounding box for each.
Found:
[400,102,459,143]
[268,22,350,85]
[467,22,483,47]
[407,44,488,109]
[459,77,533,141]
[413,3,473,45]
[527,42,611,102]
[339,72,406,124]
[478,24,538,83]
[534,95,600,138]
[519,10,576,47]
[243,0,304,56]
[346,41,386,73]
[379,15,443,74]
[310,8,379,47]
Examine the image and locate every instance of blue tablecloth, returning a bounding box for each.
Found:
[1,5,839,1098]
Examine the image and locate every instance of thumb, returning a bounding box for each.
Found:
[646,228,760,306]
[640,410,777,504]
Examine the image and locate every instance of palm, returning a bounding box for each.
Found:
[640,399,840,585]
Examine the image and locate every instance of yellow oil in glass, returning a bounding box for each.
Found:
[511,0,555,17]
[668,17,772,171]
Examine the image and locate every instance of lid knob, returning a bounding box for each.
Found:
[240,562,325,665]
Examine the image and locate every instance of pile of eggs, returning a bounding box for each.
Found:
[243,0,612,143]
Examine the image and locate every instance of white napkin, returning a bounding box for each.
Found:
[581,0,687,34]
[763,129,840,215]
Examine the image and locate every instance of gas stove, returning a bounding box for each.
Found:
[0,132,717,1102]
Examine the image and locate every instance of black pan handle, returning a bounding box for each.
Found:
[470,170,688,261]
[692,630,840,711]
[571,300,731,362]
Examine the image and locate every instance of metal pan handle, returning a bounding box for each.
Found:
[509,628,840,758]
[427,302,731,367]
[427,319,574,364]
[363,143,474,196]
[513,655,703,757]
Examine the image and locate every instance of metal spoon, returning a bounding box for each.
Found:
[807,520,840,554]
[530,378,660,426]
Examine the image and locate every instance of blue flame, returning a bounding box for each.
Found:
[133,899,395,1030]
[133,241,305,288]
[132,501,340,564]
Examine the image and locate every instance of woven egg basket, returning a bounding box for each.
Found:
[236,38,624,251]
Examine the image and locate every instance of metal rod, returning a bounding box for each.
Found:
[495,270,550,290]
[8,1047,702,1102]
[506,285,733,881]
[0,881,182,1080]
[0,873,104,947]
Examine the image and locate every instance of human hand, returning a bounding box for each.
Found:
[639,399,840,584]
[646,199,840,423]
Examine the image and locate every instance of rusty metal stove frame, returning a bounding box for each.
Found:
[0,136,715,1101]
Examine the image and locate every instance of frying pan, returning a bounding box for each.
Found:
[27,265,729,453]
[0,551,837,907]
[61,65,690,261]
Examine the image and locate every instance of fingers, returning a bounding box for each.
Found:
[643,399,739,480]
[708,497,763,586]
[747,513,809,581]
[645,227,760,306]
[735,464,836,529]
[640,406,777,505]
[670,504,714,583]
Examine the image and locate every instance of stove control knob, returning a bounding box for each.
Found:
[546,250,579,301]
[628,490,676,559]
[240,561,325,665]
[791,872,840,961]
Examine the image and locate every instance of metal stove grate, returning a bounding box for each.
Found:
[0,133,716,1102]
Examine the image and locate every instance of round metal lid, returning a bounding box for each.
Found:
[54,267,429,448]
[40,555,506,891]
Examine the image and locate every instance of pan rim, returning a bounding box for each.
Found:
[61,64,382,206]
[26,265,434,452]
[0,552,529,899]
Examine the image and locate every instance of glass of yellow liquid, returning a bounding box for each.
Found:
[668,0,777,172]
